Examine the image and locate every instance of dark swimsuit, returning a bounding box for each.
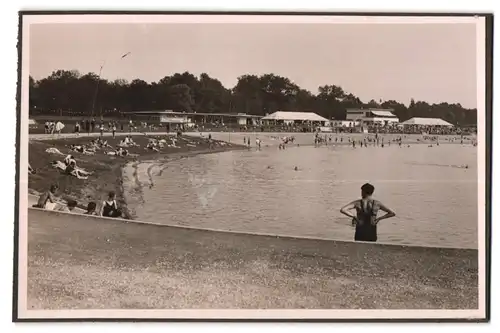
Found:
[354,199,378,242]
[102,200,120,218]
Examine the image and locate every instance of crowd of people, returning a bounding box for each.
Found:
[310,130,477,149]
[359,123,476,136]
[33,184,122,218]
[37,115,478,139]
[32,135,132,217]
[30,125,210,218]
[30,130,142,217]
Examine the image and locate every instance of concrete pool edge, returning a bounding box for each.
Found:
[24,208,479,312]
[27,207,478,251]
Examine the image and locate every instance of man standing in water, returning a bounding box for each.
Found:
[340,183,396,242]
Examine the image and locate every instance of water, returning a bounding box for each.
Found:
[127,133,478,249]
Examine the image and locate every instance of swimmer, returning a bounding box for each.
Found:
[294,166,298,171]
[340,183,396,243]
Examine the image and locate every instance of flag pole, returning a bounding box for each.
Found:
[90,62,105,119]
[90,52,130,119]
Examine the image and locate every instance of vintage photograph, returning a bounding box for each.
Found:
[15,13,489,320]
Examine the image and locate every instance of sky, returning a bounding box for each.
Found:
[29,22,478,108]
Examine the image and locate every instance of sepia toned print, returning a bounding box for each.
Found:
[16,13,489,320]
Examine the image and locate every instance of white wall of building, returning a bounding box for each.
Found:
[345,110,399,125]
[362,117,399,124]
[345,110,366,121]
[160,115,188,123]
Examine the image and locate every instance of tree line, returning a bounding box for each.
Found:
[29,70,477,126]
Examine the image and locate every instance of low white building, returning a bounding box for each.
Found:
[346,108,399,126]
[160,114,190,124]
[262,111,330,126]
[236,113,261,126]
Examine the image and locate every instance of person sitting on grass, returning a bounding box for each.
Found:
[56,199,78,213]
[64,161,91,179]
[98,139,111,149]
[129,136,140,147]
[118,147,129,156]
[100,191,122,218]
[84,201,98,215]
[118,138,130,148]
[33,184,59,209]
[64,154,75,166]
[70,144,85,153]
[106,147,129,157]
[146,141,160,152]
[51,160,91,180]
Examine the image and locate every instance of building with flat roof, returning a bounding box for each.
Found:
[261,111,329,126]
[125,110,263,126]
[345,108,399,126]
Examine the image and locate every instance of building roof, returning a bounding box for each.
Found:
[346,108,394,113]
[129,111,263,118]
[262,111,329,122]
[401,117,453,126]
[370,110,397,117]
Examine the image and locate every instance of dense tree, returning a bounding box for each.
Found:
[28,69,477,126]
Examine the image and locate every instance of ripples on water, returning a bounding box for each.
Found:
[130,133,478,249]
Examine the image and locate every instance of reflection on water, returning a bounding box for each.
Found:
[131,139,478,249]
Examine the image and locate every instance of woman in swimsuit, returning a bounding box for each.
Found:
[340,183,396,242]
[100,191,122,218]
